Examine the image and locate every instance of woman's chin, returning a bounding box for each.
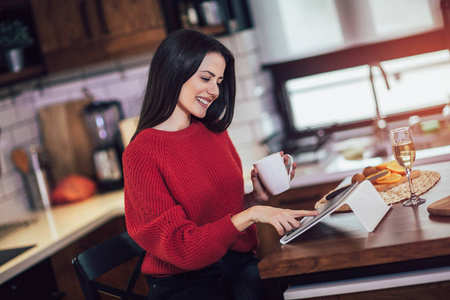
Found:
[192,110,208,119]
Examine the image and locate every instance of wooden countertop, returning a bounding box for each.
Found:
[258,161,450,280]
[0,190,125,285]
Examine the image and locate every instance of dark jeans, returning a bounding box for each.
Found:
[145,251,263,300]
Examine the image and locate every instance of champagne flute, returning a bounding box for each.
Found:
[389,127,425,207]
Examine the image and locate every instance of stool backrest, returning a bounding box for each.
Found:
[72,231,147,300]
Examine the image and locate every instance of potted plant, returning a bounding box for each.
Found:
[0,19,34,73]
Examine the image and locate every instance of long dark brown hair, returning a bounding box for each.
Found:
[132,29,236,141]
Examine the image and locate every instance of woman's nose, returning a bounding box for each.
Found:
[207,82,219,96]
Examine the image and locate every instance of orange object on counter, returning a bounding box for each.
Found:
[375,160,395,171]
[386,161,407,175]
[376,173,403,184]
[51,174,96,205]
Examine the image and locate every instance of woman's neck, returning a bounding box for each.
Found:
[153,110,192,132]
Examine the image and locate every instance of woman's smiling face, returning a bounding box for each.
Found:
[176,52,226,120]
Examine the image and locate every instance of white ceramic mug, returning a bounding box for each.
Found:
[253,153,294,195]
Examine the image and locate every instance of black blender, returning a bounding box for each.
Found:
[83,100,124,192]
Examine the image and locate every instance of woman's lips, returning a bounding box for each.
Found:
[196,96,212,107]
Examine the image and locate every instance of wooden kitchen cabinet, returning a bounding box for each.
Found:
[30,0,166,72]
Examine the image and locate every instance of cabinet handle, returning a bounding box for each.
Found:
[94,0,110,34]
[79,1,93,38]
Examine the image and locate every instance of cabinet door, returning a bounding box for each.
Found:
[96,0,163,36]
[31,0,165,72]
[30,0,105,72]
[98,0,166,58]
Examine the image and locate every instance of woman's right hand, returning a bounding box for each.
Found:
[231,206,319,236]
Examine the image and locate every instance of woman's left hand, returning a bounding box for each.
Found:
[246,152,297,207]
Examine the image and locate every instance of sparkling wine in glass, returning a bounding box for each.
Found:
[389,127,425,207]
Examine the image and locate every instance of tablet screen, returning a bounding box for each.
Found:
[280,182,360,244]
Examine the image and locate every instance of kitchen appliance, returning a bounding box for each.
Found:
[83,100,124,192]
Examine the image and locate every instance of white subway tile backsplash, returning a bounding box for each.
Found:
[234,143,270,170]
[2,172,24,195]
[29,123,41,141]
[228,123,254,144]
[35,90,73,108]
[1,129,14,158]
[29,89,46,106]
[13,124,34,145]
[0,194,31,221]
[16,102,35,122]
[235,55,253,77]
[84,71,123,89]
[79,84,110,101]
[0,176,4,196]
[12,92,33,107]
[259,112,281,137]
[259,70,274,91]
[258,93,277,112]
[236,79,247,100]
[121,97,143,119]
[241,76,261,99]
[234,29,258,54]
[247,51,262,73]
[218,35,238,53]
[50,80,84,98]
[0,141,8,177]
[107,78,145,102]
[66,90,92,101]
[0,97,13,108]
[235,52,261,77]
[122,65,150,81]
[0,106,18,127]
[233,100,264,123]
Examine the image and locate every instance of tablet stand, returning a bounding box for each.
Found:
[345,180,391,232]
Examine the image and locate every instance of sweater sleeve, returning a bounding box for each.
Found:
[123,149,243,271]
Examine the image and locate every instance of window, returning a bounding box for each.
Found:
[376,50,450,115]
[286,65,375,131]
[285,50,450,132]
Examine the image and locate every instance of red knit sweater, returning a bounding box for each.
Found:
[122,119,258,277]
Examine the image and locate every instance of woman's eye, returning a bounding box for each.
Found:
[201,77,210,82]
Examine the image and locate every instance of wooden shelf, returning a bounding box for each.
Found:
[161,0,252,36]
[0,64,45,87]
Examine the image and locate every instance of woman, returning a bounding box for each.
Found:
[123,29,318,300]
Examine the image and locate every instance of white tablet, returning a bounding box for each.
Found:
[280,182,360,244]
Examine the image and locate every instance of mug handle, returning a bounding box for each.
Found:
[284,154,293,176]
